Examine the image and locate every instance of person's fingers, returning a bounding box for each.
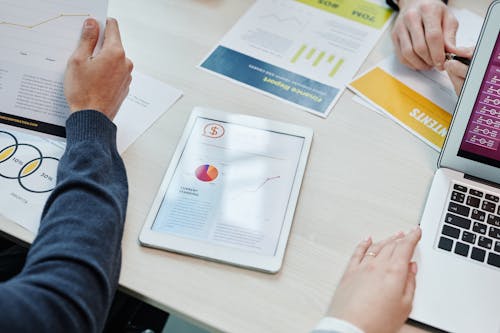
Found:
[403,262,418,306]
[346,237,373,272]
[393,31,410,68]
[445,61,467,95]
[454,46,475,59]
[103,18,123,49]
[126,58,134,73]
[422,9,445,70]
[377,232,407,260]
[405,15,433,66]
[445,59,469,80]
[444,47,471,96]
[125,74,133,88]
[398,28,431,70]
[443,11,459,52]
[363,232,404,263]
[392,227,422,264]
[448,72,464,96]
[72,18,100,59]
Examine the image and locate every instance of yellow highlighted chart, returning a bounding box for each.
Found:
[295,0,393,29]
[0,130,60,193]
[0,146,15,162]
[291,44,345,78]
[350,67,452,150]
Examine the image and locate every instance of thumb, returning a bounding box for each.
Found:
[443,12,459,52]
[402,262,418,306]
[74,18,100,58]
[454,46,475,58]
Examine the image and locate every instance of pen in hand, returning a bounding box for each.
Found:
[445,53,471,66]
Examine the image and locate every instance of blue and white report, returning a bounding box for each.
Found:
[200,0,394,117]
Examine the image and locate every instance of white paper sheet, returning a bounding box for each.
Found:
[0,71,182,233]
[0,0,108,133]
[200,0,395,117]
[115,71,183,154]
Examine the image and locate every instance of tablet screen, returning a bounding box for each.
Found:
[152,116,305,256]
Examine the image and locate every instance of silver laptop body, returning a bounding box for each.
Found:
[411,2,500,332]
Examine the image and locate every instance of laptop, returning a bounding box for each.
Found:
[411,2,500,332]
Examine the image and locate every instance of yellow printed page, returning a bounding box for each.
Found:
[295,0,393,29]
[350,67,452,150]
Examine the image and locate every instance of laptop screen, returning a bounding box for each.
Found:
[458,33,500,168]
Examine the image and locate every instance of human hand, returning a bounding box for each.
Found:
[445,47,474,96]
[392,0,458,71]
[327,227,422,333]
[64,18,133,121]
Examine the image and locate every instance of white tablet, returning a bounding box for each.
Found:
[139,107,313,273]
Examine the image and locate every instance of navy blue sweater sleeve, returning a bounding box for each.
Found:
[0,110,128,333]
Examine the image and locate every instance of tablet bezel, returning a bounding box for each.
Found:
[439,1,500,183]
[139,107,313,273]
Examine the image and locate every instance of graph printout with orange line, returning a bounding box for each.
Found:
[152,116,305,256]
[0,0,108,136]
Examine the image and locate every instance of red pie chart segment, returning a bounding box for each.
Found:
[195,164,218,182]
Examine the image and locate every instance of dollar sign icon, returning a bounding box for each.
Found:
[203,123,225,138]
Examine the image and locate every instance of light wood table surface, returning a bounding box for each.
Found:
[0,1,491,332]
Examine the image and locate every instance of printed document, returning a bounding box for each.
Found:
[0,0,108,137]
[114,71,183,153]
[0,70,183,233]
[349,9,483,151]
[200,0,394,117]
[0,1,184,232]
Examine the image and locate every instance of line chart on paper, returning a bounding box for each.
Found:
[0,0,103,70]
[0,13,90,30]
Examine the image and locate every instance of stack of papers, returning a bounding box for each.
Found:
[0,70,182,233]
[0,0,183,233]
[348,9,484,151]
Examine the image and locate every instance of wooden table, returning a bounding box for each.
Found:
[0,0,491,332]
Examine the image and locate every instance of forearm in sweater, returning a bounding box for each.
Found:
[0,110,128,333]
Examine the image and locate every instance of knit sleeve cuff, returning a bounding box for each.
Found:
[387,0,447,11]
[312,317,365,333]
[65,110,117,148]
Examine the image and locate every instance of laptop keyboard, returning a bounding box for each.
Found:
[437,183,500,269]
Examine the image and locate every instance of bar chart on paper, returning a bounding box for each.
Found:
[291,44,345,78]
[0,0,106,71]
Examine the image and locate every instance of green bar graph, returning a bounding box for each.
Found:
[329,59,344,78]
[291,44,307,63]
[289,44,345,79]
[313,51,325,67]
[306,48,316,60]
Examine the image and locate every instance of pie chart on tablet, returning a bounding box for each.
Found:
[195,164,219,182]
